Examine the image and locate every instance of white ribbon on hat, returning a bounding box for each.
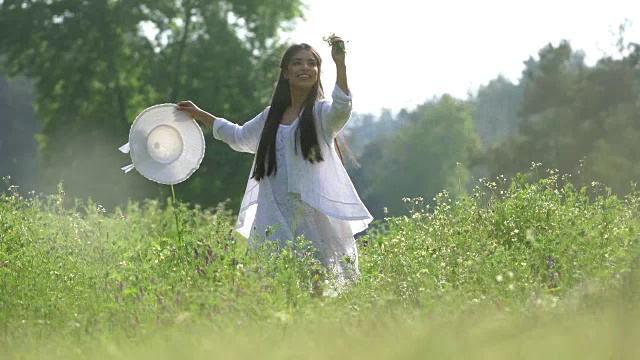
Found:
[118,143,135,173]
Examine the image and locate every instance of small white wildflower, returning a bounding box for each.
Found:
[496,274,503,282]
[526,229,535,242]
[507,271,514,279]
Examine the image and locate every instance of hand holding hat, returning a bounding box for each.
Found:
[176,100,216,129]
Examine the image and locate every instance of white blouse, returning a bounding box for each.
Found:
[212,85,373,243]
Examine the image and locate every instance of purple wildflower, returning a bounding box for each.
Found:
[547,256,555,269]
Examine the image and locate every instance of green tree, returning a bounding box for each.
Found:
[471,74,523,148]
[0,0,304,209]
[585,41,640,194]
[485,37,640,197]
[589,102,640,194]
[486,41,588,177]
[364,95,481,216]
[0,67,38,191]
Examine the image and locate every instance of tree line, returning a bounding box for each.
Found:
[1,2,638,219]
[345,29,639,218]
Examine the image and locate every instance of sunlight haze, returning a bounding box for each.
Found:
[284,0,640,115]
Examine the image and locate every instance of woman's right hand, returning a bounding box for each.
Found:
[177,100,216,128]
[177,100,205,121]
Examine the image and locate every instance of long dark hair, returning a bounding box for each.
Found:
[252,43,326,181]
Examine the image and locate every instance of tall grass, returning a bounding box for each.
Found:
[1,166,639,358]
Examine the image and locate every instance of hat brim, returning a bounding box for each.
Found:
[129,104,205,185]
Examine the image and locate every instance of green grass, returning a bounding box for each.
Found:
[1,167,639,359]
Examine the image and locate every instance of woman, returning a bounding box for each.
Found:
[177,35,372,285]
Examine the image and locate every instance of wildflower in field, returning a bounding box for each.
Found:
[526,228,535,242]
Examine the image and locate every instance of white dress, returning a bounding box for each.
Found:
[251,122,360,282]
[212,85,372,284]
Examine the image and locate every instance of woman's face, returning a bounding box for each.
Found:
[284,49,319,91]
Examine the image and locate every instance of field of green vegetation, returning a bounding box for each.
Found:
[2,166,639,359]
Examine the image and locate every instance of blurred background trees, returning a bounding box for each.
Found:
[1,1,638,219]
[345,35,639,218]
[0,0,304,210]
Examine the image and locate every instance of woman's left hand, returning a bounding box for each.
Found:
[328,34,347,65]
[324,33,350,95]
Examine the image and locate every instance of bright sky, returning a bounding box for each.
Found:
[283,0,640,115]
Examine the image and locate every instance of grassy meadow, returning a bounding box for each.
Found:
[1,167,639,359]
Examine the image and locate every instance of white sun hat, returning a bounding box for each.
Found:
[118,103,205,185]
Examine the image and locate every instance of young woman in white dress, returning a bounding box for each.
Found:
[177,35,372,286]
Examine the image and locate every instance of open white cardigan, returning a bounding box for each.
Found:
[212,85,373,239]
